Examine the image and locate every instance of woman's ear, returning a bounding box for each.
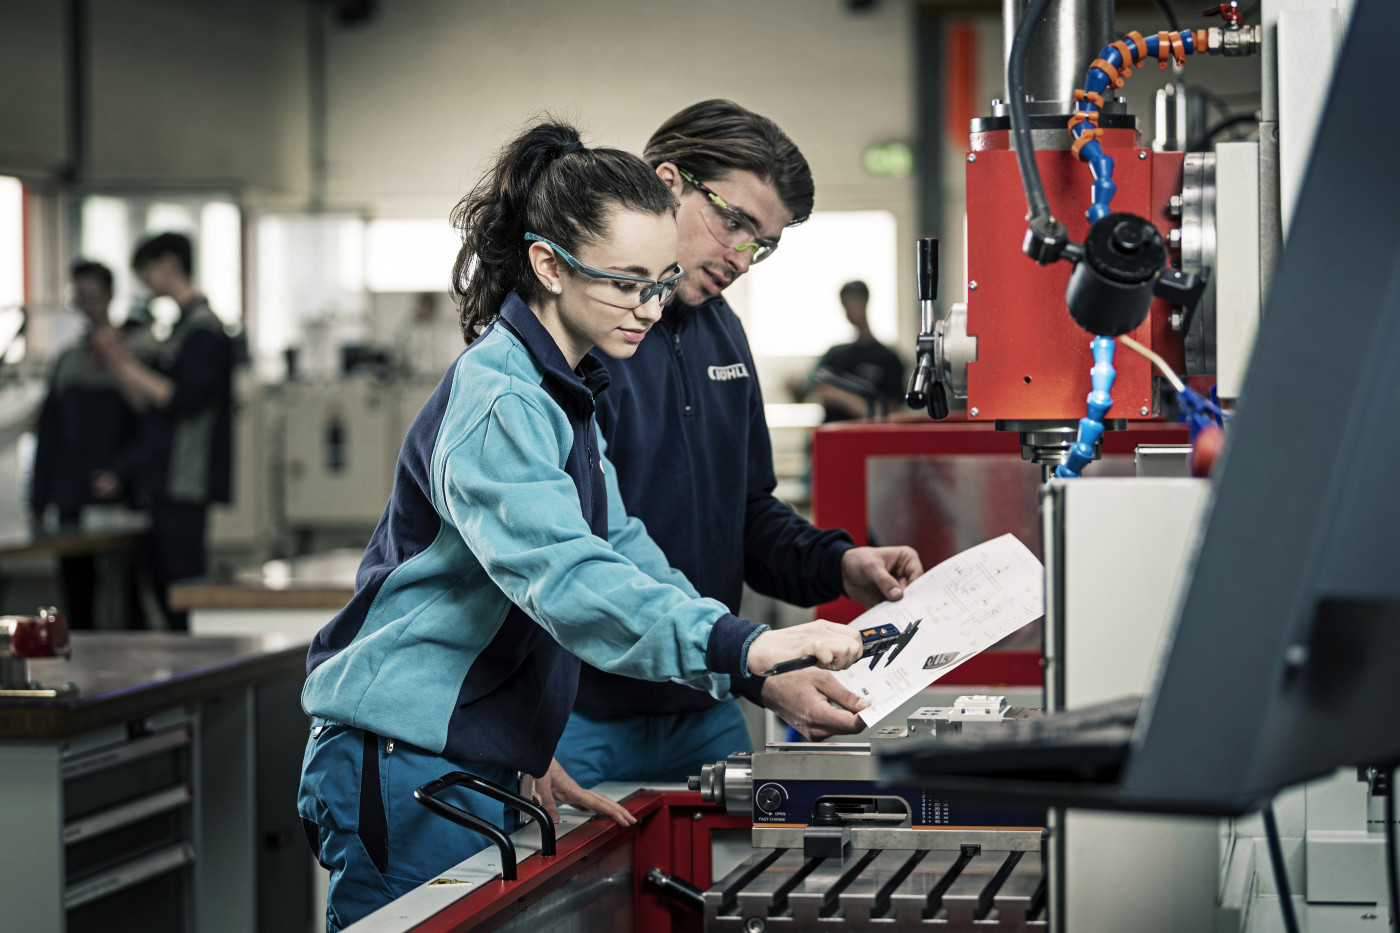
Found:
[654,162,685,197]
[528,241,563,294]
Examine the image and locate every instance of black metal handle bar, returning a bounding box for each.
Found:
[414,771,557,881]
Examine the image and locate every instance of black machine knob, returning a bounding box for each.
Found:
[756,785,784,814]
[1065,212,1168,336]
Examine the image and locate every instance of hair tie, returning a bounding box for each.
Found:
[561,140,583,154]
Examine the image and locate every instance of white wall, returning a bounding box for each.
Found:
[322,0,920,370]
[323,0,915,214]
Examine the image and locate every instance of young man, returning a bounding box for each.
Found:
[793,281,907,421]
[535,101,923,813]
[30,261,144,628]
[93,233,233,631]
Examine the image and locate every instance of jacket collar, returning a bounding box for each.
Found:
[498,291,609,404]
[662,292,727,330]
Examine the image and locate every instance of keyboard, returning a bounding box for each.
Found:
[884,695,1142,784]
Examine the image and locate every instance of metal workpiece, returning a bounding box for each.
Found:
[706,846,1046,931]
[751,743,882,782]
[1179,152,1218,376]
[1001,0,1114,111]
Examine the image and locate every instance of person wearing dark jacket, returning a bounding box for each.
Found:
[92,233,233,631]
[540,101,923,804]
[792,281,907,422]
[296,121,863,931]
[30,260,145,628]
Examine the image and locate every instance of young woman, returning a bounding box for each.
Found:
[297,121,862,930]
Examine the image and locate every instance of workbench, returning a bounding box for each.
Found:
[0,631,313,933]
[170,549,357,640]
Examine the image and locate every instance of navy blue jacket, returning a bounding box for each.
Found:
[303,295,762,776]
[577,295,854,718]
[31,333,142,517]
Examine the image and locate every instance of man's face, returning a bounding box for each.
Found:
[841,293,869,330]
[138,255,178,298]
[71,275,112,326]
[658,163,792,307]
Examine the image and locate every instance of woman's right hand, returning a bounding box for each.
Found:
[747,621,863,676]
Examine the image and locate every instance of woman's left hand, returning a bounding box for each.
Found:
[521,758,638,828]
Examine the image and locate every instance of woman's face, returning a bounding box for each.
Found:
[537,208,680,367]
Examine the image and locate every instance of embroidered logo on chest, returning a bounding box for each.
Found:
[707,363,750,382]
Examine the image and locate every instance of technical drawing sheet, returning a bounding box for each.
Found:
[833,533,1044,726]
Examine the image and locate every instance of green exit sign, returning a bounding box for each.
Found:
[863,142,914,178]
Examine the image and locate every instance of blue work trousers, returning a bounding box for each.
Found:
[553,701,753,789]
[297,720,517,932]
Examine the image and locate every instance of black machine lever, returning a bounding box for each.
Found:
[646,867,705,912]
[916,236,938,304]
[907,237,950,419]
[414,771,557,881]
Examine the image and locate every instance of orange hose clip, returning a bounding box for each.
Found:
[1068,110,1101,130]
[1110,40,1135,76]
[1169,31,1187,66]
[1157,31,1171,68]
[1070,126,1103,158]
[1074,88,1106,108]
[1126,30,1149,63]
[1091,57,1124,88]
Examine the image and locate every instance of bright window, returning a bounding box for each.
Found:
[254,212,367,375]
[741,210,899,357]
[365,219,459,294]
[0,177,23,311]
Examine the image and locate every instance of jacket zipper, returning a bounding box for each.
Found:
[667,323,694,415]
[585,393,595,469]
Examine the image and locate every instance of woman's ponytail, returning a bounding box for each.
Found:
[449,119,677,342]
[451,123,584,339]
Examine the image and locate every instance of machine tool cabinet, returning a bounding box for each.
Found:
[0,634,311,933]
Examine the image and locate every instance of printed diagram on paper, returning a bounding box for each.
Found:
[834,533,1044,726]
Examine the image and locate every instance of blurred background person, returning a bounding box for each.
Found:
[29,260,145,629]
[93,233,234,631]
[789,280,906,421]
